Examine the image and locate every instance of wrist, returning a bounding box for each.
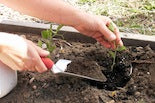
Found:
[72,11,95,28]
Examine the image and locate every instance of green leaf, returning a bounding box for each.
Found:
[56,24,63,33]
[37,40,43,47]
[50,24,53,31]
[108,22,115,32]
[53,34,64,39]
[39,24,64,54]
[129,8,140,13]
[109,51,115,59]
[41,30,51,39]
[117,46,126,51]
[144,4,155,10]
[48,45,56,53]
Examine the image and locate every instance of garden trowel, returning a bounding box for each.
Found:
[41,58,107,83]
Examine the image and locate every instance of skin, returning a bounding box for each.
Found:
[0,0,123,72]
[23,39,49,73]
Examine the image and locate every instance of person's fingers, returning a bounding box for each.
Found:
[96,37,112,48]
[28,40,50,57]
[34,56,48,73]
[112,23,123,46]
[26,42,48,73]
[115,28,123,46]
[34,44,49,57]
[92,32,113,48]
[30,49,47,73]
[99,23,116,42]
[23,57,36,72]
[92,32,102,39]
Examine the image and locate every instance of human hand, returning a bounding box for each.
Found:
[23,39,50,72]
[0,32,49,73]
[74,14,123,49]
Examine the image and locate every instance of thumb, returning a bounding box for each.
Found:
[28,41,49,57]
[99,24,116,41]
[35,45,50,57]
[26,39,50,57]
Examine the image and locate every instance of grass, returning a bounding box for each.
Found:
[66,0,155,35]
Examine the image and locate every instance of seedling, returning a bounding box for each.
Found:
[38,24,63,53]
[108,23,126,71]
[109,45,126,71]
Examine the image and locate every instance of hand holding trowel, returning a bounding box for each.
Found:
[41,57,107,83]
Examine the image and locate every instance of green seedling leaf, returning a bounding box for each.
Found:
[38,40,43,47]
[116,46,126,52]
[108,22,115,32]
[56,24,63,34]
[39,24,64,54]
[48,45,56,53]
[50,24,53,31]
[41,30,51,39]
[53,34,64,39]
[109,51,115,59]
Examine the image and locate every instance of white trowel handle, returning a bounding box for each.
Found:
[41,57,54,70]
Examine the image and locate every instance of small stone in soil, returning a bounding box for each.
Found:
[109,91,117,98]
[106,100,115,103]
[32,85,37,90]
[29,77,35,84]
[135,91,141,97]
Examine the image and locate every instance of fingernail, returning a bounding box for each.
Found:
[120,40,124,46]
[38,68,47,73]
[110,34,116,41]
[44,50,50,55]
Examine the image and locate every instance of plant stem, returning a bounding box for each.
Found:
[111,49,117,71]
[110,41,117,71]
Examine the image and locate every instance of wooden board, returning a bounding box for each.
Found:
[0,20,155,50]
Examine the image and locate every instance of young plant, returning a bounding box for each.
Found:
[108,23,126,71]
[109,45,126,71]
[38,24,63,53]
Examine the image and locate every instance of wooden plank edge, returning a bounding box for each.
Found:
[0,20,155,50]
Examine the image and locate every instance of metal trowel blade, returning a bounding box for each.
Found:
[54,59,107,83]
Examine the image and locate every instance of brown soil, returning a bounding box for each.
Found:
[0,33,155,103]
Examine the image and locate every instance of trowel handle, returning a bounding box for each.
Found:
[41,57,54,70]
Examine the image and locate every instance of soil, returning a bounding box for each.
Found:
[0,33,155,103]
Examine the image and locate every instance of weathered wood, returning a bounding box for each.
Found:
[0,20,155,50]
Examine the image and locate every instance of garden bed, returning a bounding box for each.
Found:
[0,22,155,103]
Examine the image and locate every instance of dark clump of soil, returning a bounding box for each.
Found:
[84,48,133,90]
[0,33,155,103]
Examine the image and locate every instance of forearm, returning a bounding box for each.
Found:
[0,0,87,26]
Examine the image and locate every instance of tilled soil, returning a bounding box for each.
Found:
[0,34,155,103]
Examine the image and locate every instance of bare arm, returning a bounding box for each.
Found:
[0,0,84,26]
[0,0,123,48]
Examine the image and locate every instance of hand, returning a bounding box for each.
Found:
[0,33,49,73]
[24,39,50,72]
[74,14,123,49]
